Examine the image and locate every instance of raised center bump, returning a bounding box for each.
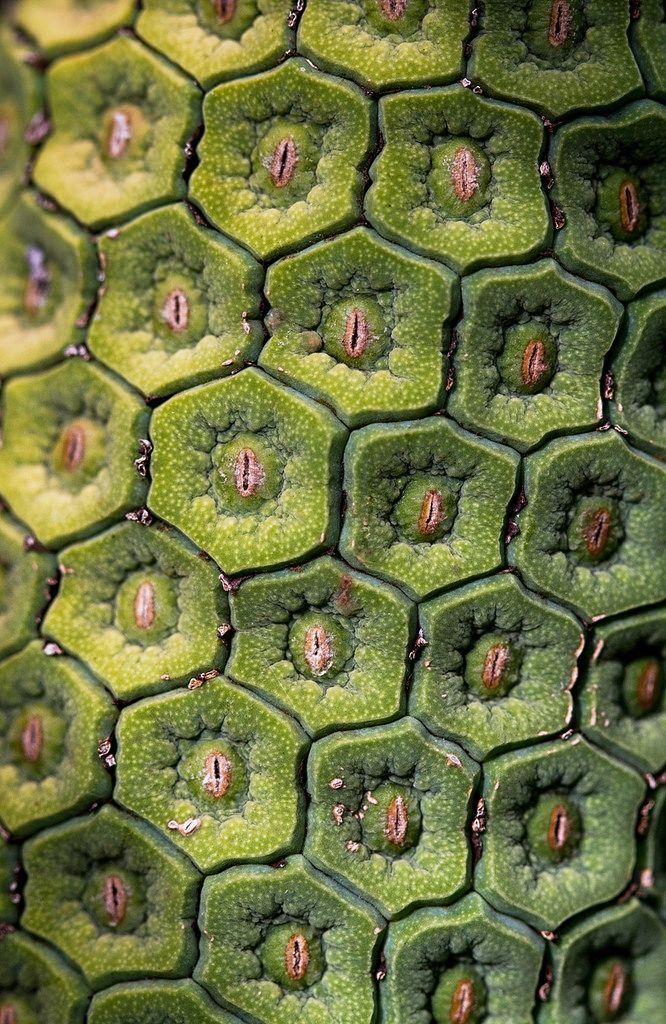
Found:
[637,658,662,712]
[21,713,43,763]
[233,447,266,498]
[482,643,511,690]
[203,751,233,798]
[103,873,127,927]
[24,244,51,316]
[378,0,409,18]
[284,932,310,981]
[521,339,550,389]
[133,580,156,631]
[450,978,476,1024]
[451,147,479,203]
[106,108,132,159]
[418,490,445,536]
[583,507,612,559]
[619,180,641,235]
[162,288,189,332]
[385,794,409,846]
[343,308,370,359]
[0,1005,18,1024]
[602,961,628,1019]
[548,0,574,46]
[214,0,237,22]
[270,137,298,188]
[60,424,87,473]
[548,802,572,855]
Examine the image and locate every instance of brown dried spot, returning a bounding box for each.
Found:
[521,339,550,389]
[162,288,189,332]
[482,644,511,690]
[548,0,574,46]
[343,308,370,360]
[378,0,409,20]
[637,659,662,713]
[451,148,479,203]
[602,961,628,1019]
[304,624,334,677]
[0,1006,17,1024]
[0,118,10,160]
[547,803,572,855]
[583,507,612,559]
[418,490,444,537]
[59,424,86,473]
[619,180,641,235]
[269,137,298,188]
[24,245,51,316]
[385,794,409,846]
[450,978,477,1024]
[335,574,354,611]
[233,448,265,498]
[21,714,43,763]
[103,874,127,927]
[214,0,237,22]
[284,932,310,982]
[203,751,233,798]
[106,108,132,160]
[133,580,156,631]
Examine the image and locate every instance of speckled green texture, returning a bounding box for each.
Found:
[22,803,200,990]
[552,101,666,301]
[0,513,56,660]
[410,574,583,761]
[14,0,136,57]
[33,36,201,229]
[90,204,264,398]
[305,718,478,918]
[631,0,666,101]
[137,0,294,89]
[541,900,666,1024]
[0,360,149,548]
[189,58,374,261]
[0,193,98,375]
[509,430,666,619]
[298,0,471,92]
[42,522,228,699]
[0,930,89,1024]
[611,289,666,456]
[195,855,383,1024]
[366,85,550,275]
[115,676,308,872]
[89,979,243,1024]
[381,892,544,1024]
[149,368,348,575]
[477,739,645,931]
[580,608,666,774]
[0,837,19,923]
[0,642,116,836]
[449,260,623,451]
[261,227,458,427]
[469,0,643,120]
[341,416,519,600]
[643,787,665,917]
[0,28,40,219]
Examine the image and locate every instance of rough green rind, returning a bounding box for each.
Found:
[195,855,384,1024]
[642,787,665,918]
[14,0,136,58]
[22,803,200,990]
[0,836,19,923]
[115,676,308,873]
[611,289,666,456]
[0,513,56,660]
[631,0,666,101]
[0,930,88,1024]
[89,978,244,1024]
[43,521,228,700]
[0,641,117,836]
[477,738,645,931]
[0,28,41,219]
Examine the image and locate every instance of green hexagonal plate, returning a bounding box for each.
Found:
[477,738,645,931]
[0,641,116,836]
[0,192,98,376]
[631,0,666,101]
[89,979,244,1024]
[340,416,519,601]
[0,360,149,548]
[261,227,458,428]
[0,931,88,1024]
[189,58,374,261]
[305,717,478,918]
[0,28,41,219]
[611,289,666,457]
[115,676,308,873]
[149,368,348,576]
[366,84,550,275]
[137,0,294,89]
[0,512,56,660]
[642,787,665,917]
[449,259,623,452]
[33,36,200,229]
[298,0,471,92]
[410,574,584,761]
[552,100,666,301]
[469,0,643,120]
[195,855,383,1024]
[22,803,200,990]
[227,555,414,737]
[14,0,136,57]
[90,204,264,398]
[509,430,666,620]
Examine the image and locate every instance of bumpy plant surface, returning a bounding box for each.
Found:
[0,3,665,1024]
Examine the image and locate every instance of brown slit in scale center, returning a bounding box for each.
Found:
[548,803,572,854]
[637,659,661,712]
[24,245,51,316]
[418,490,444,536]
[451,148,479,203]
[482,644,511,690]
[270,137,298,188]
[162,288,189,332]
[378,0,409,19]
[548,0,574,46]
[602,962,627,1019]
[304,624,334,676]
[619,180,641,235]
[60,424,86,473]
[450,978,476,1024]
[385,794,409,846]
[106,108,132,160]
[285,933,310,981]
[0,1006,18,1024]
[214,0,237,22]
[583,508,612,558]
[203,751,233,798]
[103,873,127,927]
[521,339,550,388]
[133,580,156,631]
[343,308,370,359]
[21,714,43,763]
[233,447,265,498]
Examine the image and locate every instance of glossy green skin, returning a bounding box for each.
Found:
[0,3,664,1024]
